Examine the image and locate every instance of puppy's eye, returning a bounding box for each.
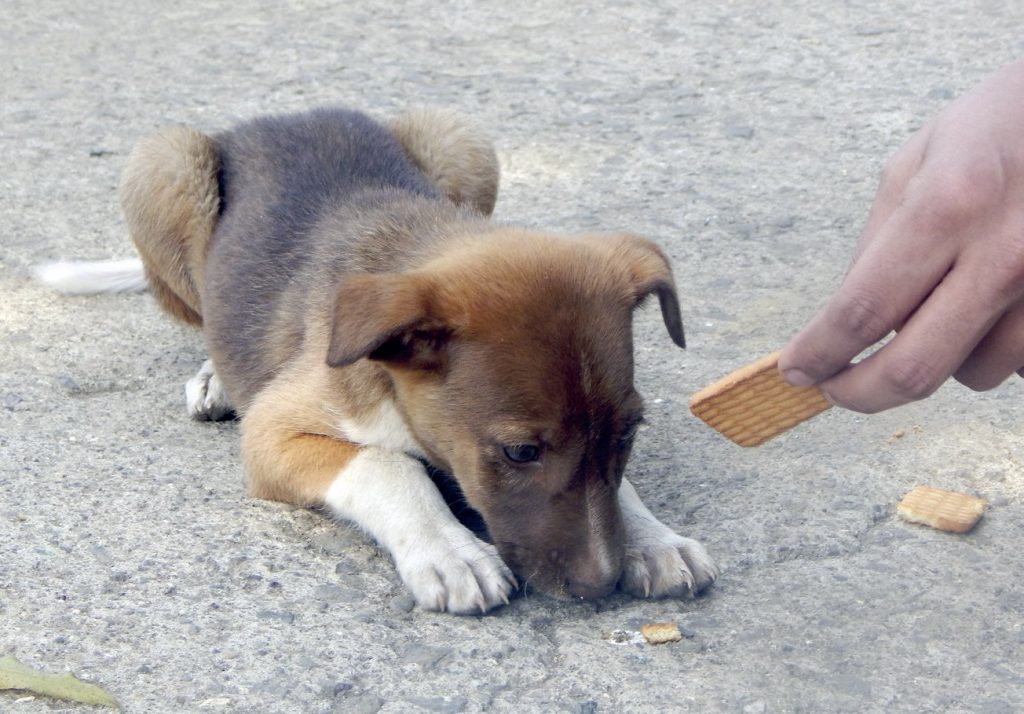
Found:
[502,444,540,464]
[622,417,645,443]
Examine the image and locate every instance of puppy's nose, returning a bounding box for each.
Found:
[548,546,622,600]
[566,575,617,600]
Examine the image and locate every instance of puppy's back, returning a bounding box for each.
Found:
[203,109,442,408]
[216,109,439,241]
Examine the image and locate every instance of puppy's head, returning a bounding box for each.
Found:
[327,231,683,599]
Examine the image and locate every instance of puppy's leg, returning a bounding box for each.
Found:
[618,478,719,598]
[324,448,517,613]
[388,108,500,216]
[242,381,517,614]
[120,126,221,326]
[185,359,235,421]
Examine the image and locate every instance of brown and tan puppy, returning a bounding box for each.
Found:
[43,107,718,613]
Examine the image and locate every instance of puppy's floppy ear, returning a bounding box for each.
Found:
[608,234,686,348]
[327,273,450,369]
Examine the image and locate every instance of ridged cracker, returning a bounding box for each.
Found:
[897,485,986,534]
[689,350,832,447]
[641,622,683,645]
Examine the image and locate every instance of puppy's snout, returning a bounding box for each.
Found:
[548,548,621,600]
[566,574,618,600]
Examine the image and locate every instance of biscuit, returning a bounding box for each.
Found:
[641,622,683,645]
[689,350,832,447]
[897,485,986,533]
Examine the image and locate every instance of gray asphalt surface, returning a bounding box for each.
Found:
[3,2,1023,712]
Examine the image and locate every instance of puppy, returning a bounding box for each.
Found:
[51,107,718,613]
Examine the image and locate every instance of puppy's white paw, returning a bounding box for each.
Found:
[393,524,517,614]
[326,449,517,615]
[617,478,719,599]
[620,530,719,599]
[185,359,234,421]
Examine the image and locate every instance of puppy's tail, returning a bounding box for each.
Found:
[34,258,148,295]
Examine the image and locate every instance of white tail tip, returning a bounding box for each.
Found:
[34,258,148,295]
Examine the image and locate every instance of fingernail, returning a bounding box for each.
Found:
[781,368,816,387]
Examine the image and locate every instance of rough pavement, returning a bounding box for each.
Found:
[2,2,1023,712]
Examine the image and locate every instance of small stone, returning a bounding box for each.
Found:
[854,26,896,36]
[321,681,354,698]
[310,532,354,556]
[673,101,704,117]
[314,583,361,603]
[400,643,453,669]
[55,374,81,393]
[406,695,468,712]
[256,609,295,624]
[390,593,416,613]
[334,693,383,714]
[725,125,754,139]
[733,222,755,239]
[769,214,795,230]
[927,87,954,100]
[198,697,232,709]
[90,545,113,565]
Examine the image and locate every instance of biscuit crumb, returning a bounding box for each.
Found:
[641,622,683,645]
[897,485,986,534]
[602,629,645,646]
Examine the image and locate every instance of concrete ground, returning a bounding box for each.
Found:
[3,1,1022,712]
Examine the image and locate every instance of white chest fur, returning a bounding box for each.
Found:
[335,399,423,456]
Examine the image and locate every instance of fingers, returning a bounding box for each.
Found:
[780,133,937,387]
[848,131,930,267]
[814,259,1014,412]
[783,58,1024,412]
[954,298,1024,390]
[779,200,956,388]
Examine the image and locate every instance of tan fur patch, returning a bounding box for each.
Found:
[388,108,500,216]
[120,126,220,325]
[242,380,359,506]
[240,339,396,506]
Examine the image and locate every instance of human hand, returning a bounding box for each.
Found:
[779,58,1024,413]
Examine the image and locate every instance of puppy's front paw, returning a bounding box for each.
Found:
[394,524,517,614]
[185,359,234,421]
[620,531,719,599]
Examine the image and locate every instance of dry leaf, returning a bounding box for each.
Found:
[0,655,118,709]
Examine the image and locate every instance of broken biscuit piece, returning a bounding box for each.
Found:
[689,350,832,447]
[897,485,986,534]
[641,622,683,645]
